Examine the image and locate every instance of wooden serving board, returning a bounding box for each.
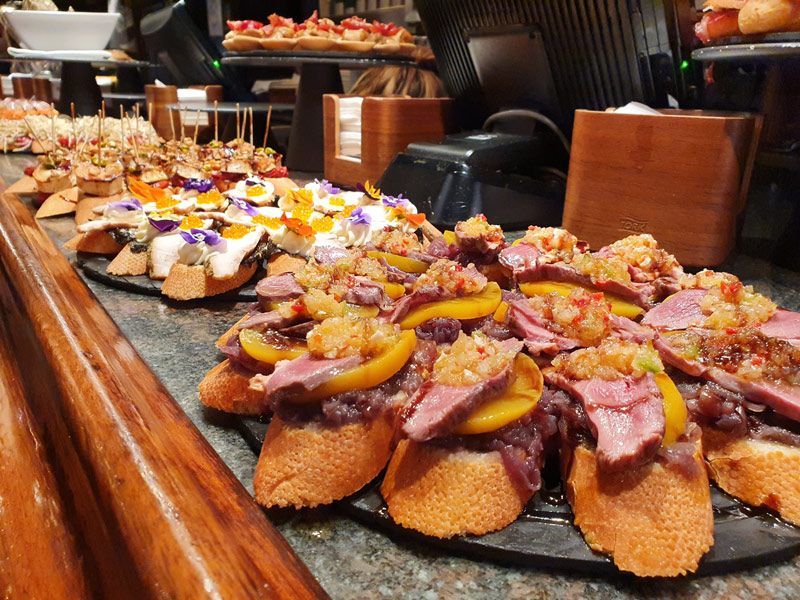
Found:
[237,415,800,577]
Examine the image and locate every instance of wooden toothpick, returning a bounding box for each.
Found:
[235,102,241,141]
[214,100,218,142]
[249,107,254,147]
[193,109,200,145]
[262,105,272,148]
[169,109,176,141]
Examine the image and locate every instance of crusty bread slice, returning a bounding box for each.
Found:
[703,427,800,526]
[106,243,148,276]
[64,231,123,255]
[381,441,531,538]
[75,195,120,226]
[33,173,74,195]
[254,414,395,508]
[739,0,798,34]
[198,359,269,415]
[35,187,80,218]
[566,442,713,577]
[161,262,257,300]
[76,176,125,198]
[267,252,307,277]
[215,314,249,349]
[4,175,38,196]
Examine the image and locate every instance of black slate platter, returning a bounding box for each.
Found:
[75,252,260,301]
[235,415,800,576]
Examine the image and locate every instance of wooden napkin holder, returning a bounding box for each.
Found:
[323,94,454,187]
[563,109,762,266]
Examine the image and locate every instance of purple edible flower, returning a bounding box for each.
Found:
[245,177,264,186]
[179,228,225,247]
[315,178,340,195]
[108,197,142,212]
[347,207,371,226]
[183,178,214,192]
[381,194,408,208]
[148,217,180,233]
[229,197,258,216]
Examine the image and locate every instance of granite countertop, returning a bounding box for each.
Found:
[4,153,800,599]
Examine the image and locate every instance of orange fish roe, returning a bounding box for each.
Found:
[246,185,266,197]
[414,259,486,296]
[371,229,422,256]
[328,195,346,207]
[687,270,777,329]
[570,252,632,284]
[296,255,386,301]
[310,215,335,233]
[455,214,504,246]
[291,205,314,222]
[337,205,356,219]
[433,332,516,386]
[179,215,204,230]
[307,316,400,359]
[252,214,282,229]
[520,226,581,260]
[221,223,255,239]
[605,234,682,280]
[551,338,664,381]
[196,190,224,205]
[527,290,612,347]
[155,196,179,210]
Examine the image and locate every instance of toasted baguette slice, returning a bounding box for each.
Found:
[703,427,800,526]
[76,176,125,198]
[566,442,713,577]
[64,231,123,255]
[35,187,80,218]
[267,252,307,277]
[381,440,531,538]
[198,359,269,415]
[296,36,336,51]
[215,314,249,349]
[4,175,38,196]
[33,172,74,195]
[222,35,263,52]
[160,262,257,300]
[254,414,395,508]
[106,244,148,276]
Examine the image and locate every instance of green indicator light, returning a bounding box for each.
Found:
[680,60,689,71]
[212,59,222,69]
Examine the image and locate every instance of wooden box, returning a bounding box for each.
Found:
[563,109,762,266]
[323,94,454,187]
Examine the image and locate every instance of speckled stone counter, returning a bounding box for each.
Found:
[4,154,800,599]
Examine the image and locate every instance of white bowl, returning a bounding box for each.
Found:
[5,11,120,51]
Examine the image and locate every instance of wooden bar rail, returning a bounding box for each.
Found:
[0,190,328,598]
[0,276,89,598]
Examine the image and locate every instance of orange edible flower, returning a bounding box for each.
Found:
[281,212,314,238]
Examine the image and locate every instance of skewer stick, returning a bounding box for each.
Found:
[97,110,103,165]
[213,100,218,142]
[147,102,153,124]
[249,107,254,147]
[101,100,106,120]
[240,107,248,146]
[169,109,176,141]
[235,102,241,141]
[179,109,185,140]
[50,105,56,157]
[119,105,125,155]
[192,109,200,145]
[70,102,77,148]
[262,105,272,148]
[22,117,46,157]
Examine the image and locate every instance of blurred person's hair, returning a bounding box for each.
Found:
[349,66,446,98]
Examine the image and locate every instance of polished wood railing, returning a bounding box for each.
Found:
[0,190,327,598]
